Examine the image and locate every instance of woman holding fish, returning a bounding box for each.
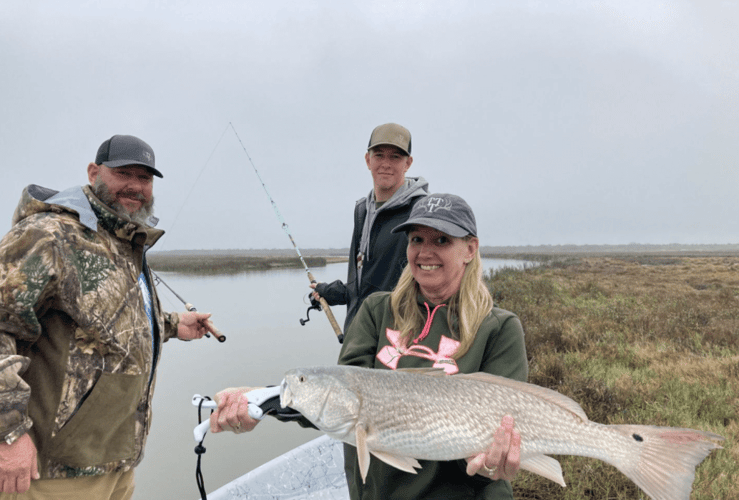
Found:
[333,193,528,499]
[211,193,529,499]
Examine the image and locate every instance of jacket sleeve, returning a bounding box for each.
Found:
[162,311,180,341]
[337,294,383,368]
[314,280,349,306]
[480,312,529,383]
[0,222,61,443]
[465,311,528,499]
[0,343,32,444]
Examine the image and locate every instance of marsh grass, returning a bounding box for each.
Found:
[485,256,738,499]
[147,253,328,275]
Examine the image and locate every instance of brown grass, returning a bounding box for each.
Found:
[147,253,330,275]
[485,256,738,500]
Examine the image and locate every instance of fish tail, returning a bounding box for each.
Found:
[610,425,724,500]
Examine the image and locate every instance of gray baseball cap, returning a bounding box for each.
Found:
[392,193,477,238]
[95,135,162,178]
[367,123,411,155]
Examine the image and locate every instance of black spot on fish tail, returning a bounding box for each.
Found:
[632,433,644,442]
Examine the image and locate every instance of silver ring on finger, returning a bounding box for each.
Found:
[482,463,497,476]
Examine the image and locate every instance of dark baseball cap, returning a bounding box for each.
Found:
[367,123,411,155]
[392,193,477,238]
[95,135,162,178]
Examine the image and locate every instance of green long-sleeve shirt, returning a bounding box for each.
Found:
[337,291,528,500]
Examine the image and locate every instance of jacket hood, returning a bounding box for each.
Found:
[11,184,163,245]
[388,176,430,209]
[362,176,430,211]
[13,184,98,230]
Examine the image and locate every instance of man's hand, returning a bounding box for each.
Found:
[0,433,40,494]
[210,387,261,434]
[465,415,521,481]
[177,311,217,340]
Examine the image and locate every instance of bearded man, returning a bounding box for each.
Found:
[0,135,216,499]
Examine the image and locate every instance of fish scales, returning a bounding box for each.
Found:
[359,370,513,458]
[322,366,618,462]
[280,365,724,500]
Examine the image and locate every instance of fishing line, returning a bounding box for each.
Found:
[228,122,344,343]
[147,126,231,342]
[228,122,311,274]
[157,123,231,251]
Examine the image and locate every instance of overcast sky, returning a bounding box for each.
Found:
[2,0,737,250]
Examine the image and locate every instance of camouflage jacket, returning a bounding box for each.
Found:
[0,184,179,479]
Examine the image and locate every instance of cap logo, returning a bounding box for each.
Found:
[424,197,453,213]
[143,151,152,162]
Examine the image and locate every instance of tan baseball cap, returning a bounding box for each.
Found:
[367,123,411,155]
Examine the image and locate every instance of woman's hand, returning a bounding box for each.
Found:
[465,415,521,481]
[209,387,261,434]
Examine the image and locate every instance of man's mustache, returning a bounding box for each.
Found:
[118,191,147,201]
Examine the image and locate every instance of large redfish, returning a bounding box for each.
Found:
[279,365,723,500]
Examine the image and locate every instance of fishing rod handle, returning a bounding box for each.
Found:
[306,272,344,343]
[318,296,344,344]
[185,303,227,343]
[205,320,227,343]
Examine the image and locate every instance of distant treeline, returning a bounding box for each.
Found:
[480,243,739,258]
[148,244,739,275]
[152,243,739,260]
[147,253,344,275]
[150,248,350,258]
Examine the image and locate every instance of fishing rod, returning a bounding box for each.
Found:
[149,124,229,344]
[229,122,344,343]
[151,271,227,342]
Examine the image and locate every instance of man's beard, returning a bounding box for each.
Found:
[92,178,155,226]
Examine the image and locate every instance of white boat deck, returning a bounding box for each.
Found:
[206,436,349,500]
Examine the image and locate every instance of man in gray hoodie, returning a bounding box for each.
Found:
[312,123,429,333]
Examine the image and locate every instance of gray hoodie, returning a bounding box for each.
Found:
[316,176,429,332]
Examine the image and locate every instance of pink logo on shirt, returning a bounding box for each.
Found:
[376,328,460,374]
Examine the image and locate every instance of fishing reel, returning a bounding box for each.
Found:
[300,293,323,326]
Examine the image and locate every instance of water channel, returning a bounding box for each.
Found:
[133,258,526,499]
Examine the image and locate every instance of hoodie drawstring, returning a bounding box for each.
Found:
[413,302,446,344]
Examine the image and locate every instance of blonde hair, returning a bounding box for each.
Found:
[389,238,493,359]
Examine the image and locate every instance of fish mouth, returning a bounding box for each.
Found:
[279,378,292,408]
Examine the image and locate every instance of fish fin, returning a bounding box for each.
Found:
[397,367,447,377]
[456,372,589,422]
[520,454,566,487]
[608,425,724,500]
[355,423,371,484]
[370,450,422,474]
